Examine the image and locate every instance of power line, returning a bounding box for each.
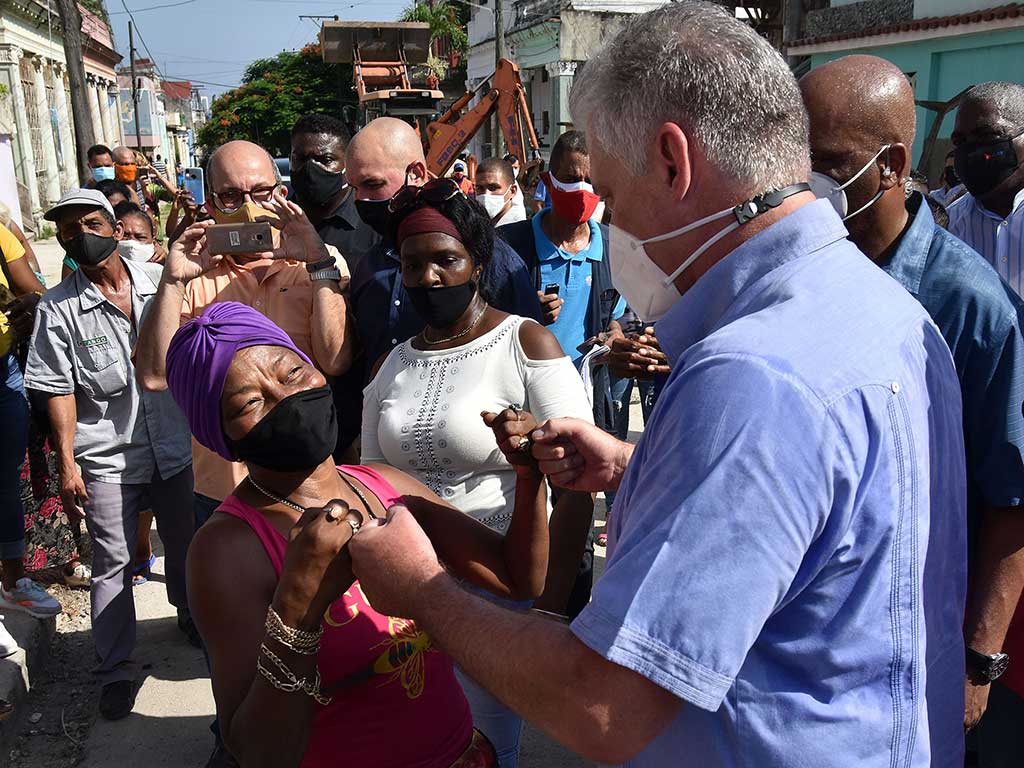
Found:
[109,0,197,15]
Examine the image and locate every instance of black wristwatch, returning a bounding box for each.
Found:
[305,256,336,273]
[966,647,1010,682]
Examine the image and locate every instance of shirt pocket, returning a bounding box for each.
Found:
[78,346,128,397]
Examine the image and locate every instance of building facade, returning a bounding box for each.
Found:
[787,0,1024,180]
[117,58,174,162]
[464,0,667,161]
[0,1,122,231]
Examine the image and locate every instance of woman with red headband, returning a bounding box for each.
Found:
[362,181,594,768]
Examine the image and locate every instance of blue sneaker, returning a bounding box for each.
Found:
[0,578,62,618]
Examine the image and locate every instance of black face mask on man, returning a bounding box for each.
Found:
[292,161,346,208]
[230,386,338,471]
[405,280,478,329]
[63,232,118,267]
[355,198,392,238]
[954,130,1024,198]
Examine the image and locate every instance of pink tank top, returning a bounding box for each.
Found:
[217,464,472,768]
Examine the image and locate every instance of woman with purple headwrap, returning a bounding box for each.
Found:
[165,301,547,768]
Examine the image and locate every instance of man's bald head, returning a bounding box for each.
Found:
[346,117,428,201]
[801,55,916,149]
[206,140,280,193]
[800,55,917,257]
[111,146,136,165]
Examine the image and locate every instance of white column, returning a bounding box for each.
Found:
[113,89,126,146]
[31,56,60,205]
[1,45,42,223]
[51,62,76,192]
[545,60,578,140]
[98,79,115,147]
[86,74,104,148]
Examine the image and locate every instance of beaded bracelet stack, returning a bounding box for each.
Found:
[257,606,331,706]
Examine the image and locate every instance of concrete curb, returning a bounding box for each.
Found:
[0,611,56,751]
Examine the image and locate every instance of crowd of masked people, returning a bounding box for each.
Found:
[3,3,1024,767]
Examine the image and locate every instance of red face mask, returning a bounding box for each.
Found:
[544,171,600,225]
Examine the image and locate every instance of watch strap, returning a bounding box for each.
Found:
[966,647,1010,681]
[310,267,343,283]
[305,256,336,273]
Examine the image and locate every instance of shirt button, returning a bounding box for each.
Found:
[391,338,397,345]
[890,381,901,394]
[394,300,401,307]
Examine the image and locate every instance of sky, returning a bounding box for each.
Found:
[106,0,411,97]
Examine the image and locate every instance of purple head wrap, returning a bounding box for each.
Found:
[166,301,312,461]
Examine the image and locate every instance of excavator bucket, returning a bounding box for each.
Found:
[320,21,433,65]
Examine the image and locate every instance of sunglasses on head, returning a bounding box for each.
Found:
[388,177,463,214]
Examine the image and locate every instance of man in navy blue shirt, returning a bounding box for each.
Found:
[345,117,541,371]
[804,55,1024,767]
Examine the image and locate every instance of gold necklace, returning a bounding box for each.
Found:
[421,300,487,345]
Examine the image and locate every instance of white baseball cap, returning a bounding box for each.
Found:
[44,187,116,222]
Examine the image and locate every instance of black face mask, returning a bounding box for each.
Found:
[355,198,393,237]
[230,386,338,472]
[292,160,346,208]
[954,132,1023,198]
[405,280,478,329]
[64,233,117,267]
[944,165,960,188]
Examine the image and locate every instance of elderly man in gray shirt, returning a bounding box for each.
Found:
[24,189,194,722]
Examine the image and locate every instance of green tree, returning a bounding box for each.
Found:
[196,43,355,157]
[400,1,469,65]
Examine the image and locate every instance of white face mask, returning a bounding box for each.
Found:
[479,190,512,221]
[609,183,810,322]
[808,144,891,221]
[116,239,155,262]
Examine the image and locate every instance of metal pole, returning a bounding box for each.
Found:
[493,0,506,156]
[55,0,96,182]
[129,21,143,153]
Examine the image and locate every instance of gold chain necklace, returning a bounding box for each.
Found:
[421,300,487,346]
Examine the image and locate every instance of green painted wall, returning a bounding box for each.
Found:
[809,27,1024,166]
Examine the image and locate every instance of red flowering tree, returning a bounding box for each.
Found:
[197,43,355,157]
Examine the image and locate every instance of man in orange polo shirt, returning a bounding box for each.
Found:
[137,140,354,521]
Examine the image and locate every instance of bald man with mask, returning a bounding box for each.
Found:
[802,56,1024,764]
[346,117,541,371]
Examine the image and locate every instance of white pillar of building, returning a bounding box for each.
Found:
[546,60,578,142]
[86,74,104,149]
[98,79,115,147]
[113,89,126,146]
[51,62,77,192]
[30,55,60,206]
[1,45,42,224]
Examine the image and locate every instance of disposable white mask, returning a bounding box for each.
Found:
[479,191,512,220]
[609,183,810,322]
[116,239,155,262]
[808,144,891,221]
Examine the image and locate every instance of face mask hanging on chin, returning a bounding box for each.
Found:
[609,183,810,323]
[808,144,891,222]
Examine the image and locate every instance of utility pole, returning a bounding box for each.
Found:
[493,0,506,156]
[129,22,143,153]
[55,0,96,182]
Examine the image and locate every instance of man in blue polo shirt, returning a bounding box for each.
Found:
[499,130,624,363]
[804,55,1024,767]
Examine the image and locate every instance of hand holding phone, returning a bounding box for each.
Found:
[538,282,563,326]
[183,167,205,207]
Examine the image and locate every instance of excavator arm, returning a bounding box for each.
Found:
[425,58,541,178]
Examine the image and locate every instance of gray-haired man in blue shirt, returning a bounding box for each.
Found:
[803,54,1024,768]
[345,4,968,766]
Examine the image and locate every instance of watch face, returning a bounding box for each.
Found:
[991,654,1010,680]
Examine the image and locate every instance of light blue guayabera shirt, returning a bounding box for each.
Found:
[572,200,968,767]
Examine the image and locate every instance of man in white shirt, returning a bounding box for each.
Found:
[930,150,965,207]
[948,82,1024,296]
[474,157,527,226]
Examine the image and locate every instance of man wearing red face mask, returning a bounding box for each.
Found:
[499,131,625,362]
